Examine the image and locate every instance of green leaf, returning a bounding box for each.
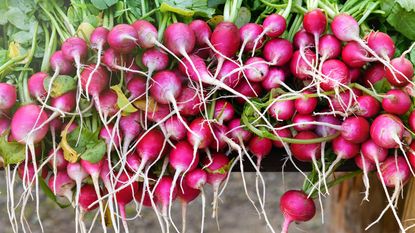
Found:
[44,75,77,98]
[383,1,415,40]
[0,134,26,166]
[39,176,71,209]
[0,9,7,25]
[11,31,32,44]
[91,0,117,10]
[373,78,391,94]
[396,0,415,11]
[208,0,226,8]
[6,7,31,30]
[81,140,106,163]
[234,7,251,28]
[160,0,216,18]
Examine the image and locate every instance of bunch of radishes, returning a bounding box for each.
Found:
[1,6,415,233]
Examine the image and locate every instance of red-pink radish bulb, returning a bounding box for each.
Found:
[169,141,200,172]
[0,83,16,110]
[332,136,360,160]
[294,91,317,115]
[320,59,350,91]
[262,14,286,37]
[61,37,88,62]
[244,57,269,82]
[228,118,252,143]
[263,39,293,66]
[127,77,147,99]
[134,183,154,207]
[272,128,292,148]
[341,116,369,144]
[268,99,295,121]
[50,50,74,75]
[355,95,380,118]
[51,91,76,113]
[210,22,241,58]
[90,27,109,49]
[97,89,119,116]
[126,152,142,172]
[280,190,316,233]
[136,129,165,163]
[290,50,316,80]
[409,111,415,132]
[248,136,272,161]
[355,154,376,171]
[164,23,196,56]
[293,30,314,50]
[290,131,322,162]
[67,162,88,183]
[79,184,99,212]
[49,115,63,131]
[239,23,264,51]
[303,9,327,36]
[382,89,411,115]
[361,139,388,163]
[132,20,158,49]
[185,169,207,190]
[319,34,341,59]
[48,172,75,198]
[80,159,103,177]
[292,114,316,131]
[234,80,263,104]
[385,57,414,87]
[213,100,235,123]
[80,64,109,97]
[349,67,361,82]
[370,114,404,149]
[331,13,359,42]
[177,181,200,204]
[18,163,48,183]
[216,60,241,88]
[315,114,341,137]
[100,124,122,148]
[142,48,169,72]
[377,156,410,188]
[366,32,395,59]
[189,20,212,47]
[11,104,49,144]
[107,24,138,54]
[408,142,415,170]
[341,41,371,68]
[154,176,177,208]
[362,63,385,87]
[0,117,9,135]
[203,153,229,185]
[209,124,229,151]
[150,70,182,104]
[28,72,48,99]
[187,117,213,149]
[115,172,139,209]
[177,86,202,116]
[164,116,187,141]
[331,89,360,112]
[48,149,68,171]
[262,67,285,90]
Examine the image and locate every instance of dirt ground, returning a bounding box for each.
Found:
[0,172,325,233]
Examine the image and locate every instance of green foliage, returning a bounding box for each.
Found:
[0,133,26,165]
[43,75,77,98]
[66,126,106,163]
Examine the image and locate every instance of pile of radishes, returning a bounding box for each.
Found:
[1,6,415,233]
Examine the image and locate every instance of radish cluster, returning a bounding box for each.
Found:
[2,7,415,233]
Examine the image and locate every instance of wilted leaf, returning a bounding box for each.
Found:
[44,75,77,98]
[8,41,21,58]
[111,85,137,114]
[0,133,26,165]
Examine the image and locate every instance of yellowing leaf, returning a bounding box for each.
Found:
[111,85,138,114]
[133,97,158,112]
[8,41,20,58]
[160,2,195,17]
[207,15,224,27]
[60,117,79,163]
[77,22,95,42]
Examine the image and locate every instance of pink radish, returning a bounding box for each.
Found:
[67,162,89,233]
[142,48,169,72]
[97,89,119,118]
[61,37,88,65]
[185,169,207,233]
[48,148,67,171]
[272,128,292,148]
[48,171,75,202]
[234,80,263,104]
[107,24,138,53]
[209,124,229,152]
[349,67,361,82]
[328,136,360,173]
[249,136,272,165]
[290,50,316,80]
[176,179,201,233]
[243,57,269,82]
[370,114,404,149]
[362,63,385,86]
[315,114,341,137]
[90,27,109,50]
[80,64,109,98]
[99,124,122,150]
[303,8,327,60]
[189,20,212,47]
[409,111,415,132]
[320,59,350,91]
[216,60,241,88]
[385,57,414,87]
[164,116,187,141]
[293,30,314,50]
[280,190,316,233]
[361,139,388,163]
[290,131,322,162]
[177,86,201,116]
[251,14,286,54]
[120,112,142,154]
[292,114,316,131]
[341,116,369,143]
[355,154,375,171]
[187,117,213,151]
[127,76,146,100]
[382,89,411,115]
[0,83,17,110]
[318,34,341,60]
[294,91,318,115]
[202,153,229,218]
[28,72,48,100]
[114,172,139,232]
[154,176,177,231]
[239,23,264,54]
[78,184,99,232]
[366,32,395,60]
[354,95,380,118]
[263,39,293,66]
[132,20,158,49]
[50,50,74,75]
[18,163,48,184]
[341,41,373,68]
[0,117,9,135]
[213,100,235,124]
[268,99,295,121]
[262,67,286,90]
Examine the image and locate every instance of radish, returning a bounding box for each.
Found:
[290,131,322,162]
[318,34,341,60]
[78,184,99,233]
[262,67,286,90]
[80,64,109,98]
[234,80,263,104]
[107,24,138,54]
[216,60,241,88]
[354,95,380,118]
[127,77,146,100]
[48,148,67,171]
[381,89,411,115]
[48,171,75,202]
[97,89,119,119]
[90,27,109,50]
[341,41,373,68]
[251,14,286,54]
[349,67,361,82]
[361,139,388,164]
[327,135,360,176]
[341,116,369,143]
[50,50,74,75]
[290,50,316,80]
[0,117,9,135]
[238,23,264,59]
[409,110,415,132]
[176,180,200,233]
[263,39,293,66]
[120,112,142,155]
[243,57,269,82]
[315,114,341,137]
[185,169,207,233]
[292,114,316,131]
[187,117,213,153]
[362,63,385,86]
[209,124,229,152]
[370,114,404,149]
[18,163,48,184]
[320,59,350,91]
[272,128,292,148]
[67,162,89,233]
[213,100,235,124]
[132,20,158,49]
[177,86,201,116]
[164,116,187,141]
[294,91,318,115]
[366,32,395,60]
[385,57,414,87]
[99,124,122,150]
[189,20,212,48]
[0,83,17,110]
[114,172,139,233]
[293,29,314,50]
[154,176,177,232]
[28,72,48,100]
[280,190,315,233]
[61,37,88,67]
[202,153,229,218]
[303,8,327,60]
[268,99,295,121]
